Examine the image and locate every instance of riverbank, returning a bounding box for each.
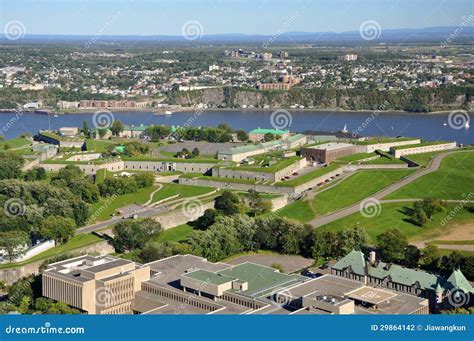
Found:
[0,107,468,116]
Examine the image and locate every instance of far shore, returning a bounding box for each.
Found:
[0,107,469,116]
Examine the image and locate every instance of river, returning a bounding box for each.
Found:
[0,110,472,144]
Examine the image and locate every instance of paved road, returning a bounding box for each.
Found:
[308,150,465,228]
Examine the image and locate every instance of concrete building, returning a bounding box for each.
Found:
[218,134,306,162]
[42,255,150,314]
[331,250,474,310]
[42,254,434,315]
[132,255,430,315]
[37,131,85,149]
[352,138,421,153]
[248,128,290,142]
[283,274,429,315]
[391,141,457,158]
[301,142,356,164]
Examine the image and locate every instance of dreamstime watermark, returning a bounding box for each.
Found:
[262,11,300,49]
[447,110,470,130]
[440,15,474,48]
[94,286,114,307]
[181,20,204,41]
[3,198,26,218]
[181,198,204,219]
[3,20,26,41]
[352,103,386,137]
[271,288,294,308]
[270,109,292,130]
[85,10,123,49]
[169,105,206,141]
[1,106,25,135]
[440,192,473,226]
[359,198,382,218]
[92,110,115,129]
[5,322,85,335]
[85,194,117,225]
[447,289,470,307]
[359,20,382,41]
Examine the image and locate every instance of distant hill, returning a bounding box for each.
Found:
[1,26,473,45]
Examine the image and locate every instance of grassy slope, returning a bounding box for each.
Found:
[156,224,194,243]
[318,203,474,244]
[90,186,159,221]
[0,234,102,269]
[151,183,214,203]
[385,151,474,200]
[277,170,414,223]
[313,169,414,215]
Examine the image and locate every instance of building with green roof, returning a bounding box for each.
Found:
[217,134,306,162]
[248,127,290,142]
[331,250,473,309]
[180,262,308,299]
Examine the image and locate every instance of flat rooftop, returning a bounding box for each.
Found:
[345,286,397,305]
[217,262,308,297]
[305,142,354,151]
[183,269,235,285]
[146,254,231,286]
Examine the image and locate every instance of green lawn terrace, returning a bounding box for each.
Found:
[219,155,303,174]
[349,136,420,146]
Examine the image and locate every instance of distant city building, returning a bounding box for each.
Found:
[258,75,301,90]
[301,142,356,164]
[338,54,358,61]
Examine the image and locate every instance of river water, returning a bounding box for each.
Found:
[0,110,472,144]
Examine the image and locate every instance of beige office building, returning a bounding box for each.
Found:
[42,255,150,314]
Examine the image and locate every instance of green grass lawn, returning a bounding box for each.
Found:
[318,203,474,244]
[385,151,474,200]
[313,169,414,215]
[224,156,302,173]
[151,183,214,203]
[276,200,315,223]
[403,151,442,167]
[90,186,159,221]
[333,152,376,164]
[0,137,32,149]
[0,234,103,269]
[156,224,194,243]
[276,169,414,223]
[361,156,405,165]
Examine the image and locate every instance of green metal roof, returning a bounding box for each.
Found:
[369,263,440,291]
[445,269,474,293]
[249,128,288,135]
[183,269,235,285]
[124,124,149,131]
[332,249,366,276]
[217,262,302,297]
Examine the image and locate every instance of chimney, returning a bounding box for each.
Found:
[369,251,376,265]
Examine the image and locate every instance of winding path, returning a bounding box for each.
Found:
[308,150,465,228]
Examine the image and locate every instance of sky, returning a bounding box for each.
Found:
[1,0,472,36]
